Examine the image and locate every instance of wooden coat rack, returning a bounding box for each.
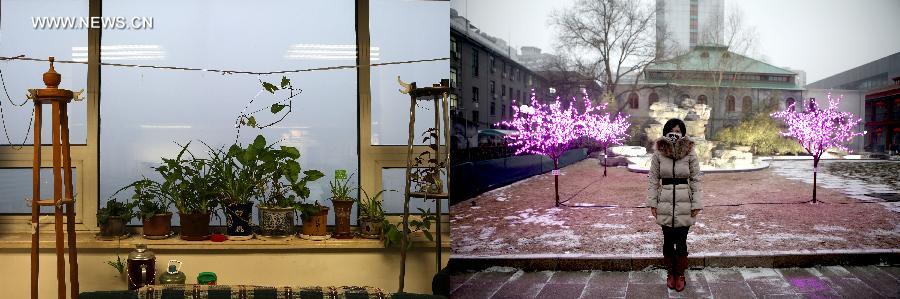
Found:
[27,57,81,299]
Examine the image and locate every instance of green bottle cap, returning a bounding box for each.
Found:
[197,272,217,285]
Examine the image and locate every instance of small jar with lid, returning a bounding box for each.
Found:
[158,260,186,285]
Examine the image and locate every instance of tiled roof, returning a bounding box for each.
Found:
[647,45,797,75]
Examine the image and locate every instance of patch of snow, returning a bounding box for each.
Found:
[455,225,471,230]
[760,233,847,243]
[535,230,582,248]
[813,225,849,233]
[695,222,706,228]
[479,227,496,240]
[483,266,518,273]
[503,216,519,220]
[739,268,782,280]
[470,206,481,210]
[728,214,747,220]
[687,233,736,243]
[600,232,658,242]
[495,197,507,202]
[607,213,622,216]
[591,223,627,229]
[474,217,485,221]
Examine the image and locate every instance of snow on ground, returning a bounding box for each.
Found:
[451,159,900,256]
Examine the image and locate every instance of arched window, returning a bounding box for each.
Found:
[697,95,707,105]
[742,96,752,112]
[628,92,640,109]
[680,94,690,105]
[786,97,796,110]
[649,92,659,106]
[726,95,736,112]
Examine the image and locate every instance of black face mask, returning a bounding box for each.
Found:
[665,132,682,142]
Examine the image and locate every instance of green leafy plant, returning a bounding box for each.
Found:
[239,135,325,216]
[383,208,437,249]
[715,110,806,155]
[206,141,265,206]
[410,128,446,194]
[97,199,136,226]
[356,188,390,221]
[329,170,355,201]
[105,238,126,276]
[153,142,219,214]
[114,178,172,220]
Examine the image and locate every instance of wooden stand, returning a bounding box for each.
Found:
[27,57,80,299]
[398,78,451,292]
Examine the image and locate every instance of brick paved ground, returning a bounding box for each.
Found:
[450,265,900,298]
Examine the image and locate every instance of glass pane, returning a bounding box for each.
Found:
[100,0,357,226]
[0,168,77,214]
[381,168,448,214]
[370,0,449,145]
[0,0,88,145]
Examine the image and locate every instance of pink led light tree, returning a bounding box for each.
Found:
[584,108,631,177]
[770,93,865,203]
[498,92,600,207]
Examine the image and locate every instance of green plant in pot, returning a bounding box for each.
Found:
[356,187,390,239]
[329,170,355,239]
[131,178,173,239]
[250,135,325,238]
[97,198,136,238]
[207,142,262,240]
[155,143,219,241]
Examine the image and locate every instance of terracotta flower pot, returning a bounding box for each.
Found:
[178,212,210,241]
[141,213,172,238]
[257,206,295,238]
[332,200,354,239]
[100,216,127,237]
[301,207,329,237]
[358,217,384,239]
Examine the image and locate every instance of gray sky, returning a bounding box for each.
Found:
[450,0,900,84]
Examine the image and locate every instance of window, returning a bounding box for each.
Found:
[490,81,496,98]
[472,50,479,77]
[490,102,496,116]
[742,96,752,112]
[450,94,459,109]
[450,67,458,89]
[472,86,479,102]
[649,92,660,106]
[450,36,459,59]
[501,84,506,97]
[471,110,479,123]
[490,55,496,73]
[501,104,506,118]
[697,95,707,105]
[726,95,736,112]
[786,97,796,110]
[516,90,520,102]
[628,92,640,109]
[509,87,513,100]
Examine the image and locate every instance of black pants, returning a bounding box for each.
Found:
[662,226,690,256]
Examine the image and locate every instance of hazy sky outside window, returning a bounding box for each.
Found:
[100,0,358,225]
[450,0,900,83]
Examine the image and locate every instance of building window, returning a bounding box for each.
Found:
[501,84,506,97]
[450,67,458,89]
[472,110,479,123]
[472,50,479,77]
[727,95,736,112]
[490,102,496,116]
[490,80,496,98]
[472,86,479,102]
[509,87,513,100]
[628,92,640,109]
[649,92,659,106]
[490,55,496,73]
[450,93,460,109]
[697,95,707,105]
[516,90,520,102]
[502,62,507,78]
[451,36,459,59]
[786,97,796,110]
[742,96,752,112]
[501,104,506,118]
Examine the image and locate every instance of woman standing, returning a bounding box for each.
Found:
[646,118,703,292]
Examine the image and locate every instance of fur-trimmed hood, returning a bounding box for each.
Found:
[655,137,695,160]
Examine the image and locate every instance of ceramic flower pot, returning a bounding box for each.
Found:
[257,206,295,238]
[100,216,128,237]
[332,200,354,239]
[225,202,254,240]
[301,207,329,237]
[178,212,210,241]
[141,213,172,239]
[358,216,384,239]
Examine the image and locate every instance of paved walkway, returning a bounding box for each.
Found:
[451,265,900,298]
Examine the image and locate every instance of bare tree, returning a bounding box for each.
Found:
[550,0,658,112]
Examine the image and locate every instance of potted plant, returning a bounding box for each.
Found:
[251,135,325,238]
[329,170,355,239]
[155,143,219,241]
[356,187,390,239]
[97,199,135,238]
[208,143,262,241]
[410,128,446,195]
[131,178,173,239]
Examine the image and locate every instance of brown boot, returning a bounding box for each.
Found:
[663,255,675,289]
[675,254,688,292]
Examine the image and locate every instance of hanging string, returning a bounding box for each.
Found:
[0,67,35,148]
[0,55,449,76]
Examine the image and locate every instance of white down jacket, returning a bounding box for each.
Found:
[646,136,703,228]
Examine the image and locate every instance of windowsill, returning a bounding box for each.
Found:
[0,231,450,250]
